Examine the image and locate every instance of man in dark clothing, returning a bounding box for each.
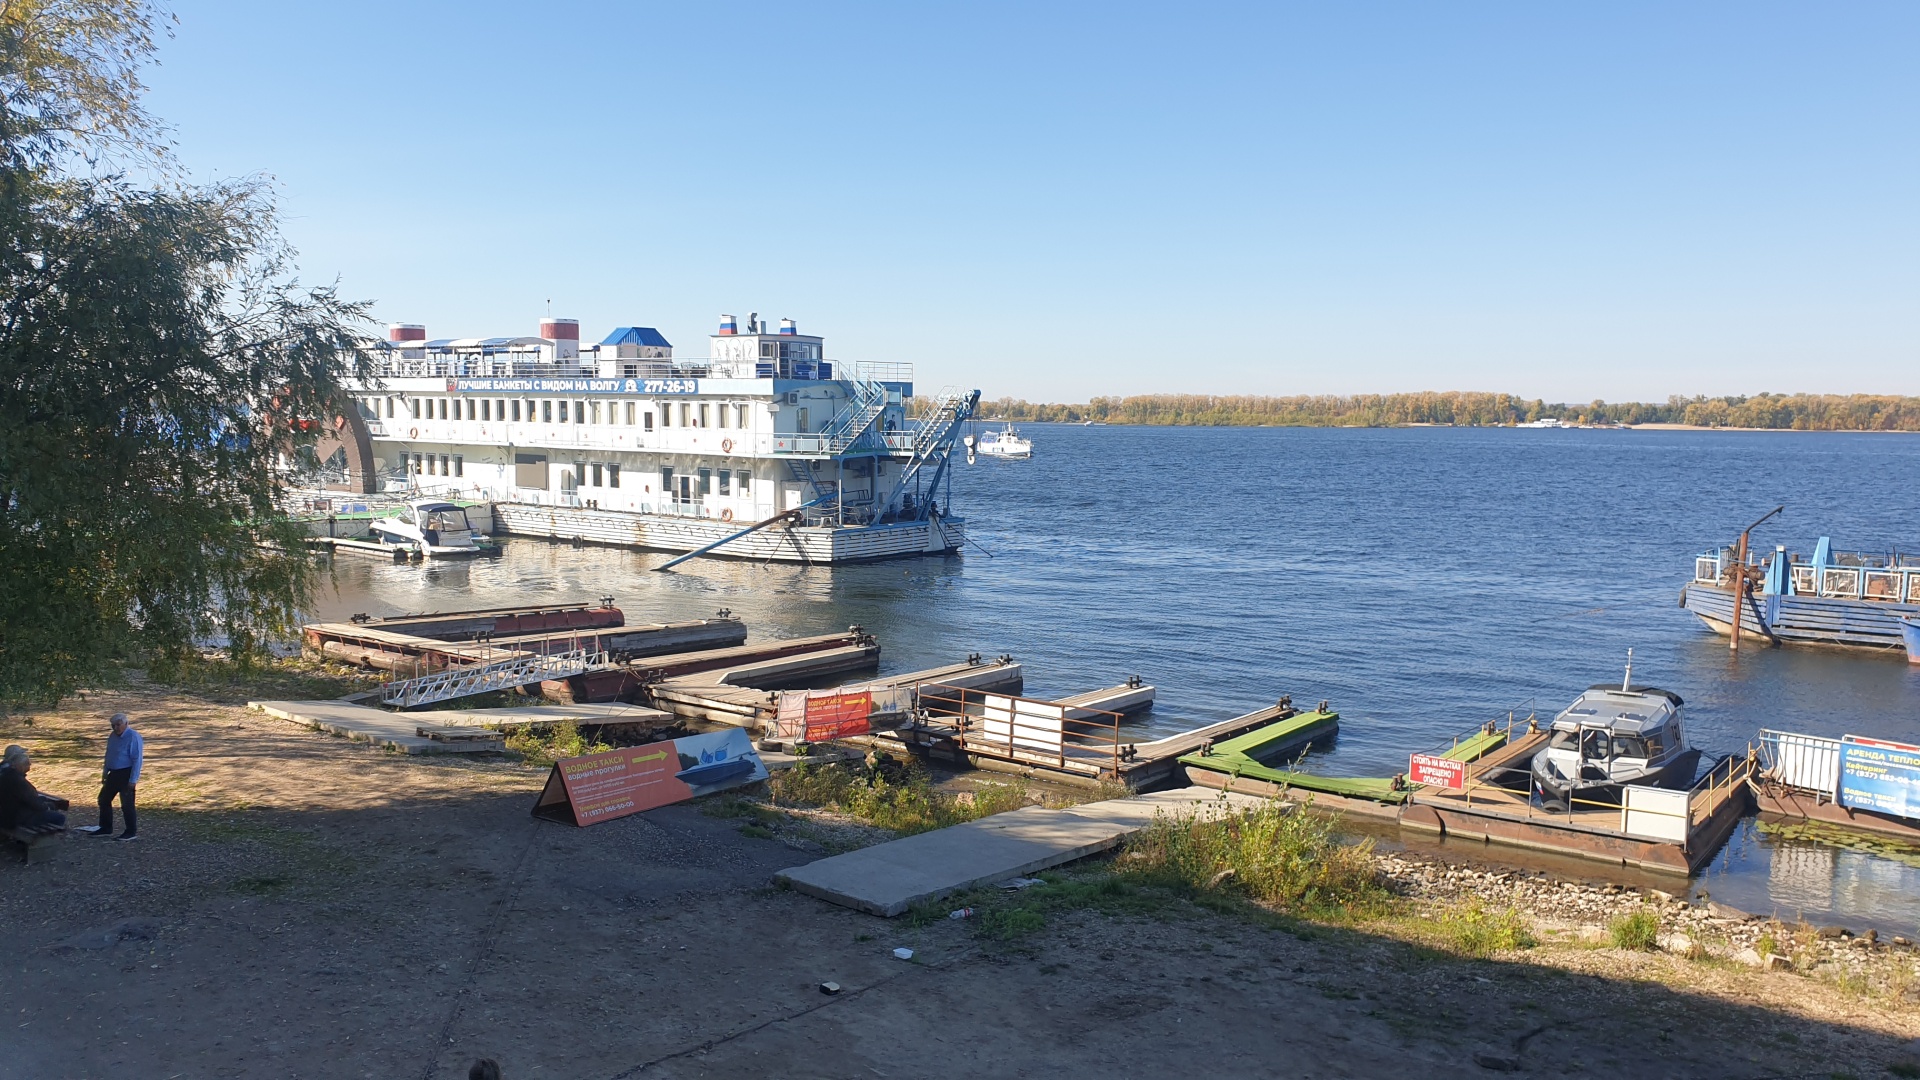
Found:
[77,712,142,840]
[0,745,69,830]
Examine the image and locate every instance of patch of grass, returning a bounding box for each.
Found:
[504,719,612,769]
[1608,907,1661,951]
[157,653,380,703]
[1115,800,1391,920]
[700,797,785,826]
[1427,901,1538,959]
[768,758,1027,834]
[1757,928,1781,959]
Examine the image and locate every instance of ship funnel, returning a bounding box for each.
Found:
[779,317,796,335]
[389,323,426,342]
[1621,648,1634,692]
[718,314,737,336]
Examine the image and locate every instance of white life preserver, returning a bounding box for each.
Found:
[720,508,734,522]
[721,438,734,454]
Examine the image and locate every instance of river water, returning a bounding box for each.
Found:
[309,425,1920,932]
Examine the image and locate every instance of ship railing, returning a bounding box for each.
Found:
[915,685,1128,781]
[851,361,913,384]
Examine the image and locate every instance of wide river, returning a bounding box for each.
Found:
[311,425,1920,933]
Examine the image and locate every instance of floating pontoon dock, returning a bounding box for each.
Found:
[1187,714,1755,874]
[647,656,1025,731]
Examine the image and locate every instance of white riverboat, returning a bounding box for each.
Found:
[303,314,980,564]
[965,423,1032,461]
[367,500,489,558]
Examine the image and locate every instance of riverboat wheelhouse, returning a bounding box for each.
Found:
[1680,538,1920,662]
[314,314,980,564]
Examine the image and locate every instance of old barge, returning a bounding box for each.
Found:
[1681,535,1920,661]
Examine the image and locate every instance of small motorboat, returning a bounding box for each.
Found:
[369,500,490,558]
[1529,652,1702,811]
[964,423,1033,461]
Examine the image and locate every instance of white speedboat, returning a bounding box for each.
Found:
[1526,654,1702,811]
[965,423,1032,461]
[369,500,490,558]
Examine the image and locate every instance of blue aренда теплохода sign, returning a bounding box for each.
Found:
[1838,735,1920,820]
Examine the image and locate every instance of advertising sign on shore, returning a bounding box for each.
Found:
[1408,753,1465,790]
[532,728,768,827]
[1839,735,1920,821]
[774,687,908,744]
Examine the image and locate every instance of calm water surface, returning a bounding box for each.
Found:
[311,426,1920,932]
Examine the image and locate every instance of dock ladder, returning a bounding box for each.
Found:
[822,378,891,454]
[379,649,606,708]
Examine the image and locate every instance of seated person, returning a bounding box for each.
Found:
[0,745,69,830]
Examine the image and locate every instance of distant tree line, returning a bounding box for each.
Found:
[949,392,1920,430]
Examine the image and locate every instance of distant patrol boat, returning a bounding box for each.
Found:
[965,422,1032,461]
[304,313,980,564]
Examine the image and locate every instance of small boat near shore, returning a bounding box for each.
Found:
[1524,656,1701,812]
[369,500,493,558]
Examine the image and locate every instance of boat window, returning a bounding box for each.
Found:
[558,400,570,423]
[606,464,619,489]
[452,455,463,478]
[1911,574,1920,604]
[1643,734,1666,758]
[590,401,601,425]
[699,468,712,495]
[1549,728,1579,751]
[737,404,750,429]
[1581,729,1611,760]
[736,471,750,496]
[591,464,603,487]
[541,400,552,423]
[1864,571,1900,602]
[497,398,507,421]
[480,400,490,422]
[643,409,654,431]
[577,400,587,425]
[1612,736,1649,759]
[439,455,449,475]
[679,403,690,427]
[624,402,636,426]
[1820,568,1860,598]
[700,404,710,428]
[437,398,448,420]
[718,470,731,495]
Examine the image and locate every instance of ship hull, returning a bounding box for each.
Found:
[490,502,963,564]
[1681,582,1918,657]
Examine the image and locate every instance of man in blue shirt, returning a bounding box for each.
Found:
[79,712,142,840]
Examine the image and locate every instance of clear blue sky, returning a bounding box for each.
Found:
[144,2,1918,402]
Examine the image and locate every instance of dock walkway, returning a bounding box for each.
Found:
[775,788,1272,916]
[249,700,674,754]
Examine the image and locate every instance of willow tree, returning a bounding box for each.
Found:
[0,1,371,705]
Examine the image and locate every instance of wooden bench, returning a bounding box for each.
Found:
[4,822,65,864]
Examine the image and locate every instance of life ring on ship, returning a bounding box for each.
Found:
[409,426,419,439]
[721,438,734,454]
[720,509,734,522]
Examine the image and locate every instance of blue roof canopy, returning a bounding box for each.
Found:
[601,326,672,348]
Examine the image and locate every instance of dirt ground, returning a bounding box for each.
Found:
[5,686,1920,1079]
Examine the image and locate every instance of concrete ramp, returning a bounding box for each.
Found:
[774,788,1273,916]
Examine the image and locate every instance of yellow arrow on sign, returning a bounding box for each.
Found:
[632,750,670,764]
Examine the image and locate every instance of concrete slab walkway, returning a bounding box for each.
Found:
[775,788,1276,916]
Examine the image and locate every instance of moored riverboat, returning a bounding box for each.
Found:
[295,314,981,564]
[1680,536,1920,661]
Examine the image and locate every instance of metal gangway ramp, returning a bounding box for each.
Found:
[379,648,605,708]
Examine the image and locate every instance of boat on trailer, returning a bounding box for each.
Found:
[1680,535,1920,662]
[1523,655,1702,812]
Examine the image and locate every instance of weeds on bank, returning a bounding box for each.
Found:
[1609,906,1662,950]
[1427,901,1539,958]
[1117,800,1390,920]
[505,720,611,769]
[767,759,1028,835]
[156,654,379,703]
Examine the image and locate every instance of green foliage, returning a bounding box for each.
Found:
[1432,902,1539,958]
[767,759,1028,834]
[1608,907,1662,950]
[504,720,611,769]
[1116,801,1390,919]
[0,2,373,706]
[961,392,1920,431]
